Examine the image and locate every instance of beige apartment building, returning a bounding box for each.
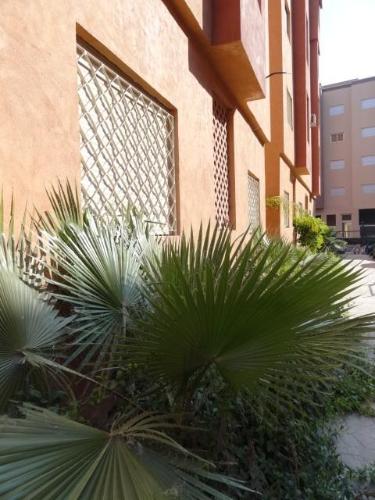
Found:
[0,0,321,239]
[316,77,375,237]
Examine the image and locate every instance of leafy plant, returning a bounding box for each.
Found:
[293,213,330,252]
[0,270,71,410]
[0,181,374,499]
[0,404,250,499]
[132,224,372,406]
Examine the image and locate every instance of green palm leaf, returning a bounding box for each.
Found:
[0,193,44,288]
[0,405,251,499]
[0,270,71,410]
[131,225,374,397]
[45,216,146,365]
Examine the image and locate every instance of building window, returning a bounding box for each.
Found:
[342,214,352,221]
[287,90,293,129]
[331,132,344,142]
[326,214,336,227]
[361,98,375,110]
[285,2,291,40]
[213,99,230,226]
[307,96,310,142]
[315,215,322,219]
[304,195,309,210]
[329,105,344,116]
[306,17,309,63]
[247,174,260,228]
[362,184,375,194]
[362,155,375,167]
[283,191,290,227]
[361,127,375,138]
[76,43,176,233]
[330,187,345,197]
[329,159,345,170]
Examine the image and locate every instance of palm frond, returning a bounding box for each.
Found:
[0,192,44,288]
[130,225,374,401]
[0,405,251,499]
[44,215,147,366]
[36,179,85,236]
[0,270,71,410]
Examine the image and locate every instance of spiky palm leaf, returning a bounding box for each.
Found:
[0,405,251,499]
[0,270,71,410]
[36,180,85,236]
[0,192,44,287]
[130,225,375,398]
[44,216,146,365]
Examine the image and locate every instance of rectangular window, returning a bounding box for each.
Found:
[287,90,293,128]
[329,105,344,116]
[362,184,375,194]
[315,215,322,219]
[362,155,375,166]
[329,159,345,170]
[306,17,309,63]
[247,174,260,229]
[342,214,352,221]
[361,98,375,110]
[213,99,230,226]
[284,191,290,227]
[330,187,345,197]
[331,132,344,142]
[362,127,375,138]
[326,214,336,226]
[76,43,176,234]
[307,96,310,142]
[285,2,291,40]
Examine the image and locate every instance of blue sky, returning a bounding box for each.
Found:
[320,0,375,85]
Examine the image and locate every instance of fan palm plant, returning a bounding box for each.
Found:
[130,224,374,404]
[1,181,374,499]
[0,405,250,499]
[0,270,72,410]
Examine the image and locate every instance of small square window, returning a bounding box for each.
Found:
[361,127,375,138]
[329,105,344,116]
[330,187,345,197]
[326,214,336,226]
[362,155,375,166]
[362,184,375,194]
[331,132,344,142]
[248,174,260,228]
[284,191,290,227]
[287,90,293,129]
[361,98,375,110]
[330,159,345,170]
[342,214,352,221]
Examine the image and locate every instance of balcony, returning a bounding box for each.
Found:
[164,0,266,102]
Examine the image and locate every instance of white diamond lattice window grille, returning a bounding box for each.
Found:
[76,44,176,234]
[213,100,230,226]
[247,174,260,229]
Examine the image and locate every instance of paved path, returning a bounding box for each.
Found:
[336,254,375,469]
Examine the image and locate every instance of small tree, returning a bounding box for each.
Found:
[293,213,330,252]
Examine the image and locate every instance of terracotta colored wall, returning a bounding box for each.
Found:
[317,78,375,233]
[0,0,267,233]
[265,0,316,240]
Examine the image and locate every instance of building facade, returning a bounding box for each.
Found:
[316,77,375,236]
[0,0,321,239]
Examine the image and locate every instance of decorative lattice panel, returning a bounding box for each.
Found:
[213,100,230,226]
[247,174,260,229]
[76,44,176,234]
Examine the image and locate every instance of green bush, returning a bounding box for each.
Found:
[294,213,330,252]
[0,182,373,499]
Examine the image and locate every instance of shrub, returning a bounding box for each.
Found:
[293,213,330,252]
